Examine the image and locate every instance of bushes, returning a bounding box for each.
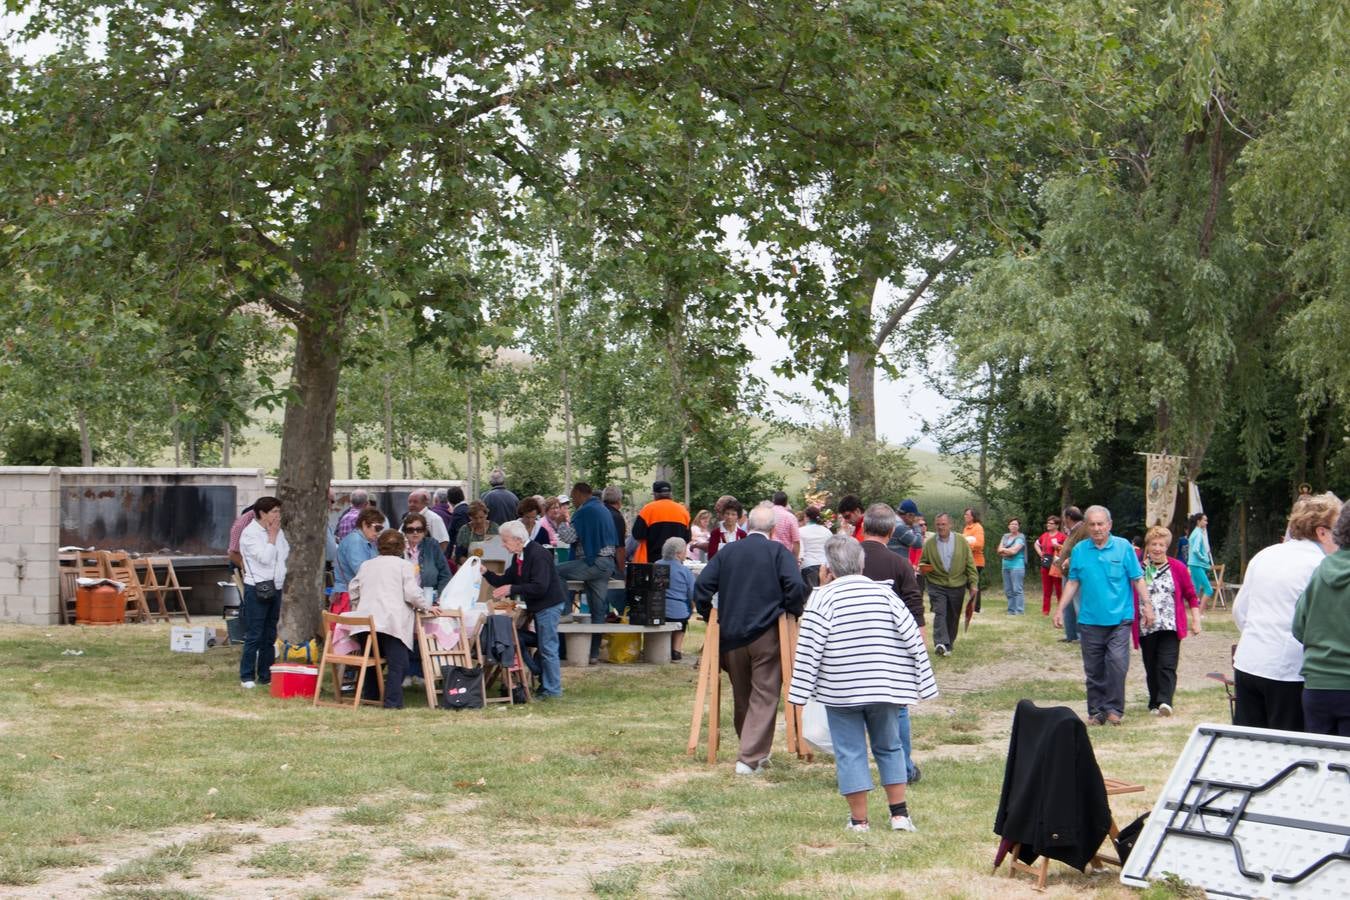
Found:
[0,423,86,465]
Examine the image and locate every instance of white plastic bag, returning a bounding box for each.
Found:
[439,557,482,611]
[801,700,834,756]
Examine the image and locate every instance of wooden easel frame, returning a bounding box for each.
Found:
[779,614,811,761]
[687,609,721,763]
[686,611,811,764]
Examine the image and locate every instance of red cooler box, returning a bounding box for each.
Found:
[270,664,318,699]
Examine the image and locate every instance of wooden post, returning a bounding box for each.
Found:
[779,615,799,756]
[706,612,720,765]
[687,609,720,761]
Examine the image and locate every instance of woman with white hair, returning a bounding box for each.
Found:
[481,519,568,698]
[655,537,696,660]
[789,535,937,833]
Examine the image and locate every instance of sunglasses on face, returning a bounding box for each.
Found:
[403,526,425,533]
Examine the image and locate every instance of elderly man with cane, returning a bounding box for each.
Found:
[695,504,807,775]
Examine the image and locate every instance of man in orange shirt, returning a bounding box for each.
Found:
[631,481,692,564]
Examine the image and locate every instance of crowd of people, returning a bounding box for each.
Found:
[223,473,1350,828]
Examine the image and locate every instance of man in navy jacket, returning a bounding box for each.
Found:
[695,503,806,775]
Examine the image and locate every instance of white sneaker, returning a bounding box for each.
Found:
[1149,708,1160,716]
[935,644,949,657]
[1158,703,1173,717]
[240,681,256,689]
[845,820,870,833]
[891,815,917,832]
[734,761,763,776]
[410,675,425,687]
[402,676,414,689]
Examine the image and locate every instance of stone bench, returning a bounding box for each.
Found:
[557,622,682,666]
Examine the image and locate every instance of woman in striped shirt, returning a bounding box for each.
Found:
[789,535,938,833]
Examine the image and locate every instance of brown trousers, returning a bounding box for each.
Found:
[720,622,782,766]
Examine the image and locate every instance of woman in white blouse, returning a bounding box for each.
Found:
[238,496,289,689]
[788,535,937,833]
[348,529,441,709]
[1233,492,1342,731]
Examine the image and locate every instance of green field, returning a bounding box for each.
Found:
[0,591,1238,898]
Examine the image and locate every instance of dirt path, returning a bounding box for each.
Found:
[1,798,685,899]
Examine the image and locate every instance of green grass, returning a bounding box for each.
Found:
[0,599,1239,897]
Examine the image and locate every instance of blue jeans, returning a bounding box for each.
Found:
[1003,567,1025,614]
[558,556,616,659]
[533,603,563,697]
[897,705,919,781]
[239,584,281,683]
[825,703,906,795]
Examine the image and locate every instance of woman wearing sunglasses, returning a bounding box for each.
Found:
[402,512,451,604]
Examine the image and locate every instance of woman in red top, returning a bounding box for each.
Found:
[706,499,746,559]
[1031,515,1067,615]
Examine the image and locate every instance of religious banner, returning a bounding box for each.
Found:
[1144,453,1181,526]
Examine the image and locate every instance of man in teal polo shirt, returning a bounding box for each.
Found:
[1053,505,1154,724]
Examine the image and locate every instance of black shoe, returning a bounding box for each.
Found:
[909,765,922,785]
[671,651,683,661]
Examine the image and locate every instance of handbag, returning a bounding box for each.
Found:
[438,665,484,709]
[242,549,279,602]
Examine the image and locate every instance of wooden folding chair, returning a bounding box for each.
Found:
[1209,564,1227,610]
[1004,777,1145,890]
[101,551,153,623]
[142,557,192,623]
[478,608,531,705]
[314,612,384,709]
[417,609,479,708]
[59,553,80,624]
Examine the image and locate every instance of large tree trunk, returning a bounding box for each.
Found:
[847,348,877,442]
[847,249,958,442]
[276,311,345,643]
[221,420,232,467]
[76,407,93,465]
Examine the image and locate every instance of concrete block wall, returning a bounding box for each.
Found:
[0,467,61,625]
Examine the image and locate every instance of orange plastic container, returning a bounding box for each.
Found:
[75,585,125,625]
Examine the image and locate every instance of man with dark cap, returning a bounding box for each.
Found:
[888,499,925,557]
[630,480,691,564]
[480,469,520,526]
